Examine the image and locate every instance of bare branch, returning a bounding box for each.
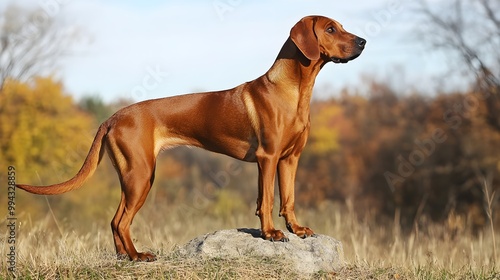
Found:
[478,0,500,32]
[0,4,79,90]
[415,0,500,129]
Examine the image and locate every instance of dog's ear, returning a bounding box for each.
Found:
[290,17,320,61]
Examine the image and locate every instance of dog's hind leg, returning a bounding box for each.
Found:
[116,170,156,261]
[106,130,157,261]
[111,192,127,259]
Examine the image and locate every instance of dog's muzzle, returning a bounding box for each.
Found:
[331,36,366,64]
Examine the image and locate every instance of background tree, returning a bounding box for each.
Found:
[0,4,80,90]
[415,0,500,129]
[0,77,94,184]
[79,95,115,125]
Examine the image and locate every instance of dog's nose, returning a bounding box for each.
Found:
[356,37,366,48]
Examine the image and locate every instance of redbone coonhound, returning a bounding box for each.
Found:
[18,15,366,262]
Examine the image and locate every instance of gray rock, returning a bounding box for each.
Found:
[176,228,344,274]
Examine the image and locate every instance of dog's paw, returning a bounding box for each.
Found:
[262,229,289,242]
[286,223,316,238]
[132,252,157,262]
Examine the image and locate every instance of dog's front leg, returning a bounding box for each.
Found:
[278,154,315,238]
[255,156,288,242]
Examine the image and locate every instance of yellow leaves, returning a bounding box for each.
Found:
[0,77,94,184]
[210,189,247,221]
[308,102,343,154]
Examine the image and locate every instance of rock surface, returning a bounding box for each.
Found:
[176,228,344,274]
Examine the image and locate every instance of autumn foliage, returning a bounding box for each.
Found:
[1,76,499,232]
[0,78,94,182]
[301,81,500,231]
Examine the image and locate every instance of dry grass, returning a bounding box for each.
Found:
[1,200,499,279]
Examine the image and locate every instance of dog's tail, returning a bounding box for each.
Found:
[16,122,109,195]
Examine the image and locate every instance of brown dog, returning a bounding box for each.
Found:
[17,15,365,261]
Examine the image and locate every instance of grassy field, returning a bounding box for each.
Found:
[1,201,499,279]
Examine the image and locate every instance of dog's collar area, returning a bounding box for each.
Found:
[330,57,347,63]
[330,53,361,64]
[330,57,350,64]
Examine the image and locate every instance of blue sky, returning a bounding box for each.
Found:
[5,0,454,102]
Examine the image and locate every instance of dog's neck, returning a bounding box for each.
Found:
[265,37,326,117]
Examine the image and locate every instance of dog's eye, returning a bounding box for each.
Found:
[326,27,336,33]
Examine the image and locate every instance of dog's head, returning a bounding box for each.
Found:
[290,15,366,64]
